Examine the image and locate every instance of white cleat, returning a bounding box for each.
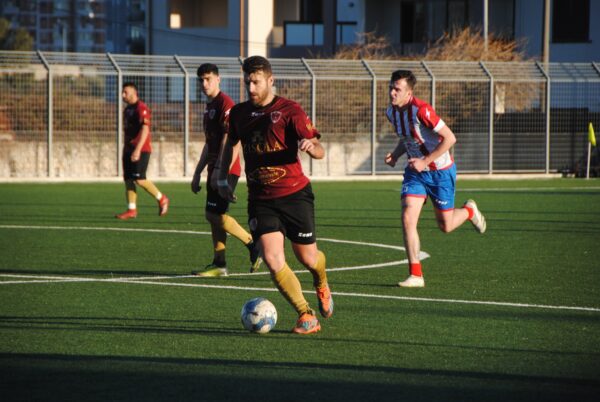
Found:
[398,275,425,288]
[464,199,486,234]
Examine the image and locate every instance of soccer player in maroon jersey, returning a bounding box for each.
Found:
[190,63,261,276]
[216,56,332,334]
[385,70,486,288]
[115,82,169,220]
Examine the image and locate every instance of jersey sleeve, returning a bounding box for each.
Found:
[417,105,445,132]
[221,97,235,134]
[138,103,151,127]
[227,105,240,146]
[289,104,320,139]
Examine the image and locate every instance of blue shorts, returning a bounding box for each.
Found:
[401,164,456,211]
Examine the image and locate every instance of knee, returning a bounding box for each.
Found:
[263,251,285,272]
[205,211,223,225]
[299,250,318,269]
[437,221,452,233]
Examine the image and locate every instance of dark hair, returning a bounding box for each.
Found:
[242,55,272,76]
[122,82,138,92]
[390,70,417,89]
[197,63,219,77]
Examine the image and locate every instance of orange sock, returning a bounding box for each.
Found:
[410,262,422,277]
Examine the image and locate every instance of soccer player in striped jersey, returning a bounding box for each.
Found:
[215,56,332,334]
[190,63,261,277]
[385,70,486,288]
[115,82,169,220]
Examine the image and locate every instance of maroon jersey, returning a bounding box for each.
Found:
[123,100,152,153]
[204,91,241,176]
[229,96,320,200]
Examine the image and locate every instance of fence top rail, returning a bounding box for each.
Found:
[269,58,312,78]
[547,62,600,82]
[304,59,371,78]
[423,61,489,81]
[363,60,432,81]
[39,51,116,73]
[0,50,42,68]
[482,61,547,81]
[177,56,242,77]
[2,51,600,82]
[111,54,183,74]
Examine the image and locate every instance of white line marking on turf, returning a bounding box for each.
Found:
[0,224,428,275]
[1,273,598,313]
[1,225,597,313]
[0,224,212,236]
[458,186,600,192]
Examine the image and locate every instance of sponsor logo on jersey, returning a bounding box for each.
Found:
[270,111,282,124]
[425,109,431,119]
[248,167,286,185]
[251,111,264,117]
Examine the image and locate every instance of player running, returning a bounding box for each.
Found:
[385,70,486,288]
[115,82,169,220]
[215,56,333,334]
[190,63,261,277]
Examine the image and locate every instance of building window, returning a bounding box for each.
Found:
[552,0,589,43]
[301,0,322,22]
[169,0,228,28]
[489,0,514,39]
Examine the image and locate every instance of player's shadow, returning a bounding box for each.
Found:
[2,351,598,402]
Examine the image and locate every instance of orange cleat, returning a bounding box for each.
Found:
[158,195,169,216]
[292,311,321,334]
[316,285,334,318]
[115,209,137,220]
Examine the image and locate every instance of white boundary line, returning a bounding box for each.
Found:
[0,224,427,276]
[1,273,598,313]
[457,186,600,192]
[1,224,598,313]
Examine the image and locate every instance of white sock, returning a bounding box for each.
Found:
[155,192,162,201]
[128,203,136,210]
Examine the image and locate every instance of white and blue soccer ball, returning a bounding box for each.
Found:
[241,297,277,334]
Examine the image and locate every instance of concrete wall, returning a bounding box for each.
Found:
[0,138,377,178]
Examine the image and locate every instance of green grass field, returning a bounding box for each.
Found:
[1,179,599,401]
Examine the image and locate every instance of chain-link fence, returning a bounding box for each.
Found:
[1,51,599,178]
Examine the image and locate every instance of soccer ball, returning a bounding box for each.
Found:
[241,297,277,334]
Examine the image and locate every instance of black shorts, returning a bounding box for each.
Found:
[206,174,239,215]
[248,184,316,245]
[123,152,150,180]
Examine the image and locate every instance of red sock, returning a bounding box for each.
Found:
[464,205,474,220]
[410,263,422,277]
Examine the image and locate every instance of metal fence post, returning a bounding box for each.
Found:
[301,58,316,176]
[480,61,494,174]
[37,50,52,177]
[174,55,189,176]
[362,59,377,175]
[107,53,123,177]
[421,61,435,108]
[537,61,551,174]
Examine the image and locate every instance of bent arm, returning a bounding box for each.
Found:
[299,137,325,159]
